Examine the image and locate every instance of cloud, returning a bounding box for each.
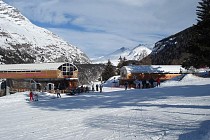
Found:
[48,27,139,58]
[4,0,199,57]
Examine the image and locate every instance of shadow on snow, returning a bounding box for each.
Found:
[25,84,210,111]
[179,120,210,140]
[23,84,210,139]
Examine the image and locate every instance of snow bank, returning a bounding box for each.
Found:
[102,75,120,87]
[161,74,210,87]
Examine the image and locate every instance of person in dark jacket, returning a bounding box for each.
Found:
[99,84,103,93]
[142,79,146,89]
[124,82,128,90]
[56,89,61,98]
[96,84,99,91]
[149,77,155,88]
[92,84,95,91]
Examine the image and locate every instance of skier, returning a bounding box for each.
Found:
[142,79,146,89]
[124,81,128,90]
[92,84,95,92]
[85,86,89,93]
[157,77,161,87]
[29,90,34,101]
[96,84,99,91]
[138,80,142,89]
[99,84,103,93]
[34,92,38,101]
[56,89,61,98]
[149,77,155,88]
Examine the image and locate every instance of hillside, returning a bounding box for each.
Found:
[140,26,195,65]
[0,0,90,64]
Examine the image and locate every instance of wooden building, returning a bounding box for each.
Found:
[119,65,187,86]
[0,62,79,92]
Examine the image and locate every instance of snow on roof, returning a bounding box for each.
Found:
[0,62,76,71]
[121,65,186,74]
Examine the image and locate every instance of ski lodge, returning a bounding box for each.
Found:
[119,65,187,86]
[0,62,79,94]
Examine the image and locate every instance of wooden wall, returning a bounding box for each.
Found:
[120,73,181,86]
[0,70,61,79]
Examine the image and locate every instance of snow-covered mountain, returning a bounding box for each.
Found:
[0,0,90,64]
[91,44,152,66]
[127,44,152,60]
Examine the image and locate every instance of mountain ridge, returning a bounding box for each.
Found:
[0,0,90,64]
[91,44,152,66]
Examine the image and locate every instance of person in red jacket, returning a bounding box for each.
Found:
[157,78,161,87]
[29,90,34,101]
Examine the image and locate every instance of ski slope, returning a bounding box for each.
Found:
[0,74,210,140]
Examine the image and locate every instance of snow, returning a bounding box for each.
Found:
[0,1,90,63]
[0,74,210,140]
[121,65,186,74]
[0,62,76,71]
[91,45,152,66]
[126,45,152,60]
[91,47,131,66]
[102,75,120,87]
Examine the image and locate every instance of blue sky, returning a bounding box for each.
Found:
[4,0,199,58]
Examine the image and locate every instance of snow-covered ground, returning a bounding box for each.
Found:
[1,74,210,140]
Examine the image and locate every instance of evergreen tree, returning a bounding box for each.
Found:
[197,0,210,22]
[116,56,128,75]
[101,60,116,81]
[183,0,210,68]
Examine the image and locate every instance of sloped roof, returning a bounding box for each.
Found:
[121,65,186,74]
[0,62,76,71]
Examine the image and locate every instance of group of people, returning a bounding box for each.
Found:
[70,84,103,95]
[124,77,161,90]
[29,90,39,101]
[79,85,90,93]
[92,84,103,93]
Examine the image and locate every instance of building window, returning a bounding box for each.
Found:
[58,63,77,76]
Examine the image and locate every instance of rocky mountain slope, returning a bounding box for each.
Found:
[140,26,195,65]
[0,0,90,64]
